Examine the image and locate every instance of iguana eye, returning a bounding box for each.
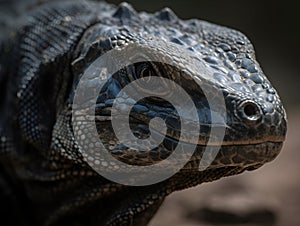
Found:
[133,63,171,96]
[140,67,153,83]
[124,62,172,97]
[135,63,155,82]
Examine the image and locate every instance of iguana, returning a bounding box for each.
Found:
[0,1,287,225]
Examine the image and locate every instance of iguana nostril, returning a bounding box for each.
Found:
[244,103,258,117]
[238,101,262,124]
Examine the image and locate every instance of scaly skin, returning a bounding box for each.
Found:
[0,1,287,226]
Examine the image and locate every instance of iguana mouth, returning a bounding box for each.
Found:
[96,115,285,146]
[163,131,285,146]
[95,118,283,169]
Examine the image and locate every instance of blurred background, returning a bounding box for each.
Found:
[1,0,299,225]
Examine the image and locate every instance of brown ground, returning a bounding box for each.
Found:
[149,110,300,226]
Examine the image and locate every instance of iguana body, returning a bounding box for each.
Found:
[0,1,287,225]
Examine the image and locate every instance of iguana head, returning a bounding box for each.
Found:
[71,3,286,188]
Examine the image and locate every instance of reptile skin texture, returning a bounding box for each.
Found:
[0,1,287,225]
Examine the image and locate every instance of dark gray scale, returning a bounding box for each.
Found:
[113,2,138,19]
